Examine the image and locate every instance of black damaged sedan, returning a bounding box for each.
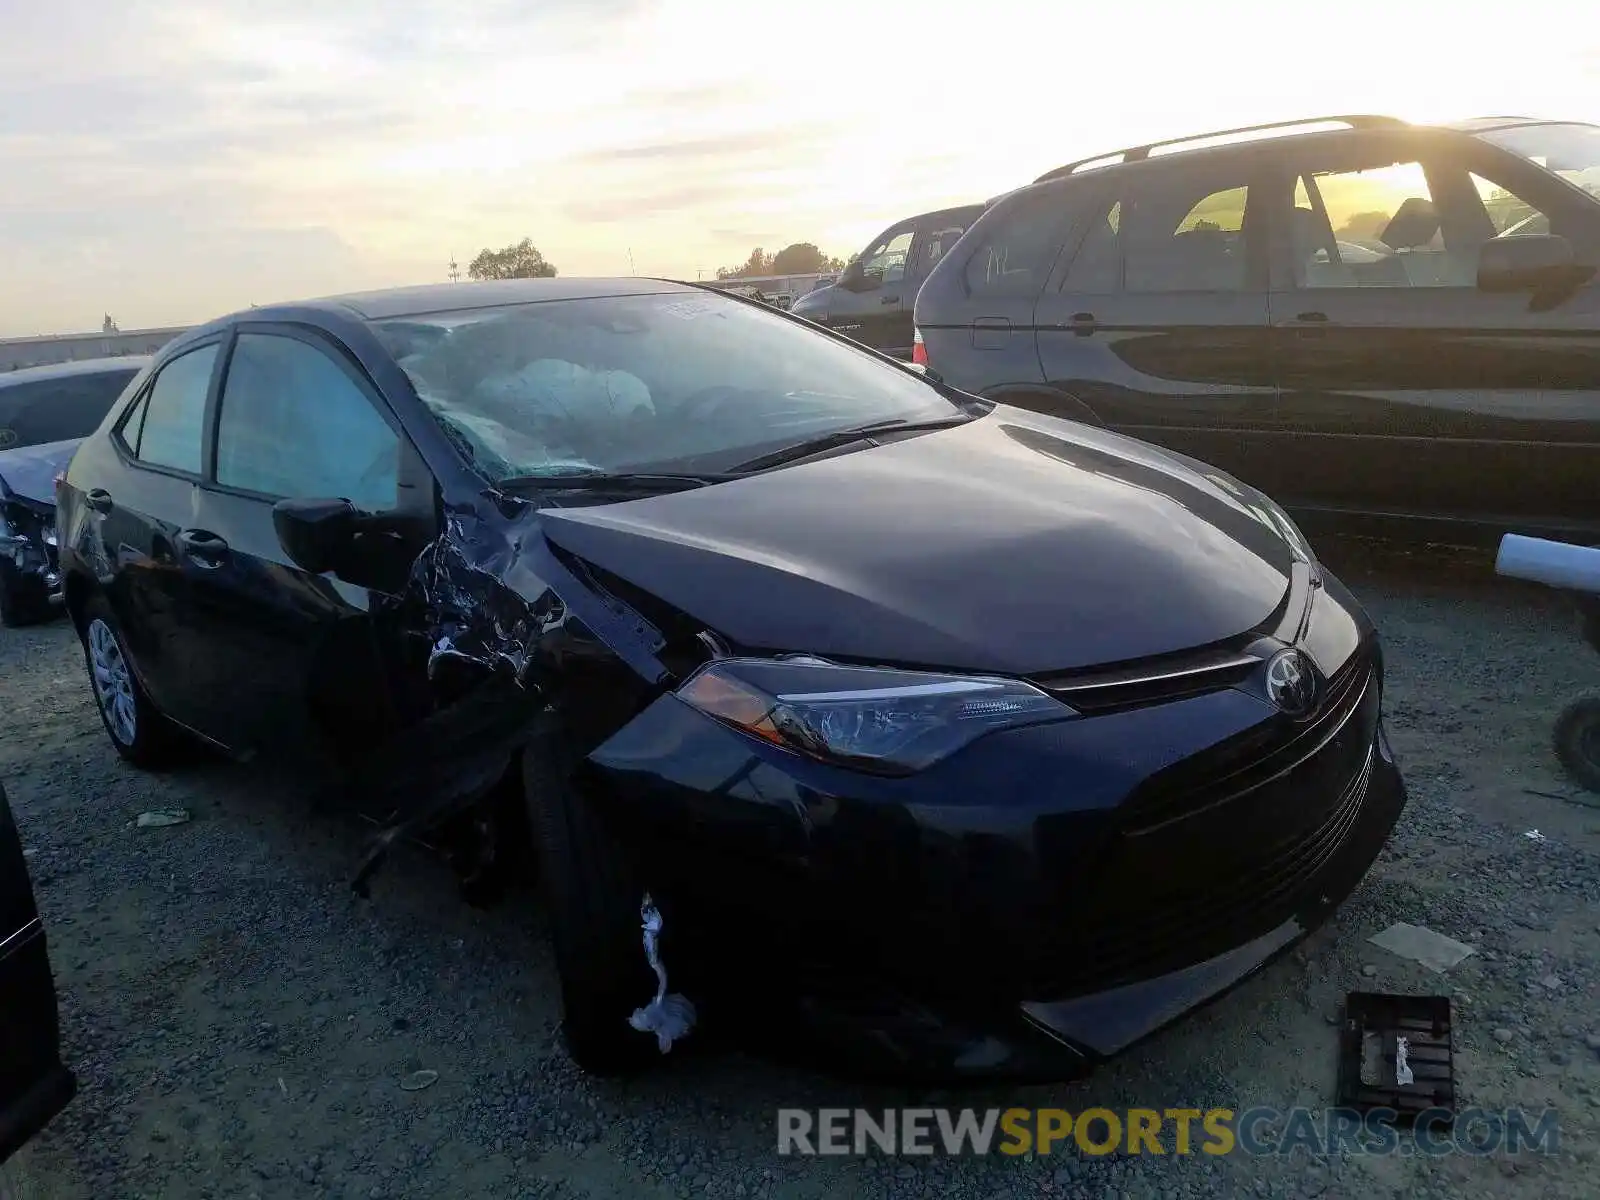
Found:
[56,278,1406,1079]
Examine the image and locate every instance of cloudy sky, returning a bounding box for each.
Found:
[2,0,1596,335]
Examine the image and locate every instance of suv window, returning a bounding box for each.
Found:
[1287,152,1551,289]
[858,228,915,285]
[128,345,217,474]
[912,222,969,277]
[1063,167,1256,293]
[215,333,399,511]
[1470,173,1551,238]
[962,188,1069,297]
[0,369,138,452]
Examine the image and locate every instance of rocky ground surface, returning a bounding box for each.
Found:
[3,539,1598,1199]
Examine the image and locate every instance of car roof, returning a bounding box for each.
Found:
[0,356,151,388]
[303,277,700,321]
[919,203,985,224]
[1437,116,1581,133]
[1030,114,1590,184]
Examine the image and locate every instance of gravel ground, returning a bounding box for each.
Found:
[3,540,1598,1200]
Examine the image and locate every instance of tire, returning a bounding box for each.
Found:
[523,738,665,1076]
[1553,696,1600,796]
[0,562,49,628]
[80,592,182,768]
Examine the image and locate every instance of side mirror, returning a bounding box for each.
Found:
[1477,234,1577,292]
[838,261,878,293]
[272,497,360,576]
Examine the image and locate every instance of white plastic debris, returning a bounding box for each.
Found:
[1368,922,1477,973]
[136,809,192,828]
[627,893,697,1053]
[400,1069,439,1092]
[1524,829,1547,842]
[1395,1036,1415,1086]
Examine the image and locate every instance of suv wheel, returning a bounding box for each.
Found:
[1553,696,1600,796]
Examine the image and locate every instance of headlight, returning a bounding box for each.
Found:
[676,656,1075,775]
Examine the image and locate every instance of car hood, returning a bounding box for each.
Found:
[0,439,78,506]
[536,407,1299,676]
[789,286,836,315]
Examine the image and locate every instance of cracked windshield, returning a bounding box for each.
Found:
[371,294,957,481]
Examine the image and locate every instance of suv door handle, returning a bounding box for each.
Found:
[176,528,229,568]
[85,488,113,514]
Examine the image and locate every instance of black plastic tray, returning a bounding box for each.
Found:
[1335,991,1454,1124]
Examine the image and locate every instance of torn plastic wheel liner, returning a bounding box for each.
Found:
[342,667,543,897]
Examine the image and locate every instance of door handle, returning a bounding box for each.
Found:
[85,488,113,514]
[1290,311,1331,338]
[881,295,900,305]
[176,528,230,568]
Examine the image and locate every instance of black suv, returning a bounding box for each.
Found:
[914,115,1600,544]
[791,203,984,358]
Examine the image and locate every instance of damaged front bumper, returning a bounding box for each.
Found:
[1,498,64,604]
[577,643,1407,1082]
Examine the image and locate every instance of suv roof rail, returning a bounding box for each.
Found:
[1033,114,1407,182]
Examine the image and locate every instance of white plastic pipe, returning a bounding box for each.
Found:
[1495,534,1600,593]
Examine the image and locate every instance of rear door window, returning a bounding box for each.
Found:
[961,186,1074,297]
[1061,161,1262,293]
[0,369,139,451]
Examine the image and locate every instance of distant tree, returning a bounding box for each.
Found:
[768,242,835,274]
[716,243,846,279]
[716,247,772,279]
[468,237,558,280]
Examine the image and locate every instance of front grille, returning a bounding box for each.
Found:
[1034,656,1381,996]
[1063,747,1372,988]
[1034,646,1263,714]
[1122,641,1374,830]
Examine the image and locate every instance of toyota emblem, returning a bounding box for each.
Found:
[1265,648,1318,718]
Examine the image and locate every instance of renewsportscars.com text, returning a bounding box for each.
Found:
[776,1107,1560,1158]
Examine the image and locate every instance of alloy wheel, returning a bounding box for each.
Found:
[87,617,137,745]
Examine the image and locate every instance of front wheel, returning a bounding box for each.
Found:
[80,593,181,768]
[1554,696,1600,796]
[524,741,668,1076]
